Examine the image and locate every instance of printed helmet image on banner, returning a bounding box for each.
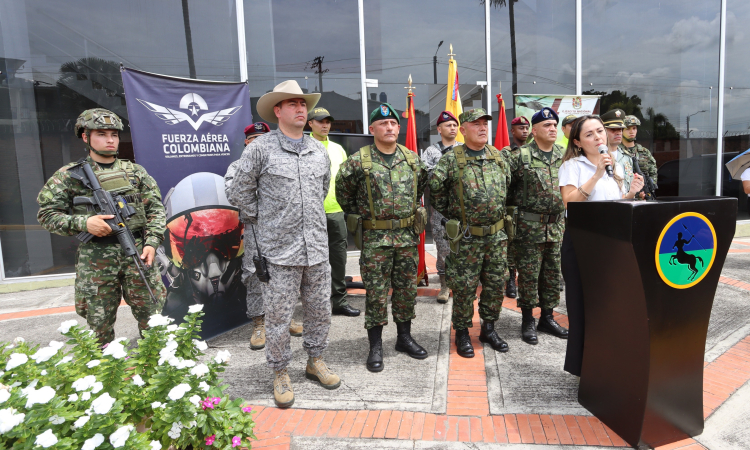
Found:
[655,212,717,289]
[155,172,245,305]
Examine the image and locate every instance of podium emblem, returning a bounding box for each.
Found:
[655,212,717,289]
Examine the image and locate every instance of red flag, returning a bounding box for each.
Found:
[494,93,510,149]
[405,88,428,286]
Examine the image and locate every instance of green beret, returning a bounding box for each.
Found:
[369,103,400,125]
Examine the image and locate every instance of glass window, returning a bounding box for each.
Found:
[363,0,487,150]
[0,0,240,278]
[490,0,576,127]
[582,0,721,201]
[243,0,364,133]
[722,0,750,220]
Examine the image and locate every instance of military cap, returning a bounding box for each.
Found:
[436,110,459,126]
[510,116,530,126]
[244,122,270,137]
[531,107,559,125]
[369,103,400,124]
[308,106,335,122]
[459,108,492,123]
[561,114,578,127]
[623,115,641,127]
[75,108,124,138]
[601,109,626,129]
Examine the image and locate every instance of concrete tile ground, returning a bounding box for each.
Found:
[1,242,750,449]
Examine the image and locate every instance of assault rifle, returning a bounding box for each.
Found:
[72,161,159,304]
[631,155,657,201]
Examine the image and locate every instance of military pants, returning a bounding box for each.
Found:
[514,240,562,310]
[262,261,331,371]
[430,209,450,276]
[445,234,507,330]
[327,212,349,309]
[360,245,418,329]
[241,231,264,318]
[74,239,166,344]
[507,238,517,278]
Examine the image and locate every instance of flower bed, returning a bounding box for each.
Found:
[0,306,256,449]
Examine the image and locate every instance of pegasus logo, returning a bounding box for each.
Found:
[138,93,242,131]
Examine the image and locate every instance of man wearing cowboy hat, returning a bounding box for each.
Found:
[228,80,340,408]
[225,121,303,351]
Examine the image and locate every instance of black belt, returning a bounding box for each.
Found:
[518,210,564,224]
[91,230,143,245]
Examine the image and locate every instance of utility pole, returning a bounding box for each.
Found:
[433,41,443,84]
[181,0,196,79]
[686,110,706,139]
[308,56,329,93]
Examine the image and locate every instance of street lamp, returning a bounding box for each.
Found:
[433,40,444,85]
[686,110,706,139]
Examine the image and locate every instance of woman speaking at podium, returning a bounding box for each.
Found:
[558,115,644,376]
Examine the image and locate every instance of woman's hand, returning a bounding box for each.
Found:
[627,173,645,198]
[595,152,613,179]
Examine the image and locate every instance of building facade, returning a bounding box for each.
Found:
[1,0,747,285]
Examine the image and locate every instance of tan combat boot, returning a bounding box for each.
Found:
[273,368,294,408]
[289,319,303,337]
[250,316,265,350]
[305,356,341,390]
[437,274,450,304]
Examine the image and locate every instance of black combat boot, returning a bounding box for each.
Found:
[537,309,569,339]
[395,321,428,359]
[455,328,474,358]
[505,269,518,299]
[479,321,509,352]
[366,326,384,372]
[521,308,538,345]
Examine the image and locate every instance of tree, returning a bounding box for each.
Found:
[56,57,127,120]
[584,89,679,140]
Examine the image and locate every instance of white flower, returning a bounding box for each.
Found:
[167,357,181,368]
[150,441,162,450]
[91,382,103,393]
[167,383,191,401]
[40,370,47,376]
[190,363,210,378]
[199,381,210,392]
[31,347,58,364]
[72,375,97,391]
[109,425,133,448]
[72,415,90,429]
[103,342,127,359]
[20,379,38,394]
[5,353,28,371]
[186,420,197,428]
[55,356,73,367]
[151,401,164,409]
[0,389,9,404]
[166,324,179,332]
[193,339,208,351]
[12,337,24,344]
[132,375,145,387]
[34,429,58,448]
[49,340,64,350]
[25,386,56,408]
[0,408,25,433]
[82,433,104,450]
[188,395,200,407]
[167,422,182,439]
[147,314,173,327]
[87,360,101,368]
[68,393,79,402]
[178,359,196,369]
[188,304,204,313]
[214,350,231,364]
[58,320,79,334]
[49,414,65,425]
[91,393,116,414]
[81,392,91,401]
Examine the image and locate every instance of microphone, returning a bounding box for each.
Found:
[597,144,614,177]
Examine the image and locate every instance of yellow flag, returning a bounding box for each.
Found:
[445,50,464,142]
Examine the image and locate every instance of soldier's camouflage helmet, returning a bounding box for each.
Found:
[623,115,641,127]
[75,108,124,138]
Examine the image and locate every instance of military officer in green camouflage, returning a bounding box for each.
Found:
[621,115,658,185]
[37,109,167,344]
[335,103,430,372]
[429,108,511,358]
[506,107,569,345]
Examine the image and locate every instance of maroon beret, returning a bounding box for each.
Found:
[436,110,459,126]
[244,122,270,136]
[511,116,530,126]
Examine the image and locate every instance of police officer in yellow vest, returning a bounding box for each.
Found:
[308,107,361,317]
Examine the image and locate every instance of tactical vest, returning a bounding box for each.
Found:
[71,160,148,231]
[359,144,418,230]
[452,144,506,236]
[514,145,564,224]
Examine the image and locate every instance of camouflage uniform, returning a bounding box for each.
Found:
[506,141,565,310]
[620,143,657,184]
[429,143,511,330]
[224,159,264,319]
[335,145,429,329]
[37,156,166,344]
[422,141,460,275]
[615,149,634,193]
[227,130,332,370]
